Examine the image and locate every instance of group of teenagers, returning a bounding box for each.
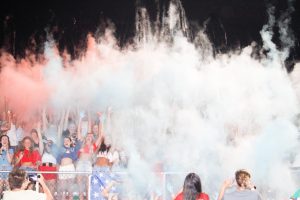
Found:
[0,109,263,200]
[0,109,125,200]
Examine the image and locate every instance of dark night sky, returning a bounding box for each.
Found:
[0,0,299,70]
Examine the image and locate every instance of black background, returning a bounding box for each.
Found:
[0,0,299,71]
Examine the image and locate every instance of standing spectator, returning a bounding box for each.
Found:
[38,139,58,196]
[6,112,20,152]
[174,172,209,200]
[217,169,261,200]
[15,121,25,145]
[76,130,102,199]
[57,136,81,199]
[90,139,120,200]
[31,128,44,155]
[13,136,41,171]
[2,168,53,200]
[62,122,78,146]
[0,135,14,193]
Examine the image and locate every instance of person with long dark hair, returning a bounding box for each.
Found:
[174,173,209,200]
[89,138,120,200]
[57,136,81,199]
[0,135,14,193]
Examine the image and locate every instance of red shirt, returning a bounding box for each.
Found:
[15,149,41,167]
[78,143,97,157]
[174,192,210,200]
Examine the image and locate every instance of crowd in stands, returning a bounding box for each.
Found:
[0,108,298,200]
[0,108,127,200]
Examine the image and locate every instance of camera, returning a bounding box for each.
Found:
[28,174,41,182]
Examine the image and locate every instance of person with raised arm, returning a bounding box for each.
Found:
[0,135,14,193]
[56,135,81,200]
[90,138,120,200]
[38,138,58,196]
[6,111,20,152]
[14,136,41,172]
[3,168,53,200]
[76,111,102,199]
[217,169,261,200]
[30,126,44,156]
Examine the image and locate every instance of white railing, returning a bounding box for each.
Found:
[2,170,297,200]
[0,170,187,200]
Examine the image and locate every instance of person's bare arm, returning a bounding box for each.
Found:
[42,107,48,134]
[95,112,103,147]
[5,147,13,164]
[217,179,234,200]
[77,116,83,141]
[57,109,65,143]
[14,151,24,166]
[88,110,92,133]
[38,174,54,200]
[36,121,44,155]
[63,107,70,131]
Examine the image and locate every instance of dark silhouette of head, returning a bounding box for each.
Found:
[182,173,202,200]
[99,138,111,153]
[8,168,27,190]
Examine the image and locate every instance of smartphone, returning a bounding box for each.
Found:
[28,174,41,182]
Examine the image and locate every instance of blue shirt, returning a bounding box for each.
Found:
[0,149,14,166]
[57,142,82,164]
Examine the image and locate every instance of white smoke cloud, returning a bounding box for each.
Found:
[0,0,299,199]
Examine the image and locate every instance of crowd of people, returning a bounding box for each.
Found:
[0,108,126,200]
[1,167,263,200]
[0,108,297,200]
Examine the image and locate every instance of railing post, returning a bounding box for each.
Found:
[162,172,166,200]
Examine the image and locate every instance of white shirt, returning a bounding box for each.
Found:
[41,152,57,164]
[3,190,46,200]
[110,150,120,164]
[6,124,17,146]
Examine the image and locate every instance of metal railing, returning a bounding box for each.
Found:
[0,170,187,200]
[3,169,297,200]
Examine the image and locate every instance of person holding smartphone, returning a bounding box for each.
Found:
[3,168,53,200]
[217,169,261,200]
[0,135,14,193]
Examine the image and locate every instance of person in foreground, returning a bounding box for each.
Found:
[217,169,261,200]
[2,168,53,200]
[174,172,209,200]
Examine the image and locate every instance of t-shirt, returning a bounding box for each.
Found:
[6,124,18,146]
[41,152,57,164]
[222,189,261,200]
[175,192,210,200]
[78,143,97,157]
[0,149,14,166]
[15,149,41,167]
[3,190,46,200]
[57,142,81,164]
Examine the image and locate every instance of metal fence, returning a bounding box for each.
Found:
[0,170,187,200]
[2,169,298,200]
